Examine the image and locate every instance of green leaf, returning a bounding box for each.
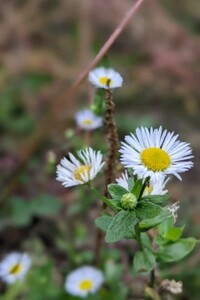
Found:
[105,210,137,243]
[133,248,156,272]
[139,209,171,231]
[32,195,61,216]
[158,217,184,241]
[108,184,128,199]
[158,238,197,262]
[10,198,32,226]
[141,194,169,204]
[131,179,143,198]
[95,215,113,232]
[109,198,122,208]
[154,235,166,246]
[136,201,162,219]
[140,233,152,251]
[157,217,173,236]
[164,227,184,242]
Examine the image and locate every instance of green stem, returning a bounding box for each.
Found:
[134,223,142,249]
[150,269,155,288]
[89,184,119,212]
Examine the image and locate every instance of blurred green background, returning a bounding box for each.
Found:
[0,0,200,299]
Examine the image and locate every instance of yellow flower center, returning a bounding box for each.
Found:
[74,165,91,181]
[9,264,22,275]
[79,279,93,291]
[140,147,171,172]
[82,119,93,126]
[99,76,112,86]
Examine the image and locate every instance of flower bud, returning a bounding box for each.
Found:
[121,193,137,210]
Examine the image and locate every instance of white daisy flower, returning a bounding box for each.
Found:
[64,266,104,298]
[119,127,193,183]
[88,67,123,89]
[143,178,169,196]
[0,252,31,285]
[75,109,103,131]
[116,172,168,195]
[56,147,105,188]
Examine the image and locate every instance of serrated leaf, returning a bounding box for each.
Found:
[105,210,137,243]
[158,237,197,262]
[141,194,169,204]
[133,248,156,272]
[95,215,113,232]
[136,201,162,219]
[139,209,171,231]
[108,184,128,199]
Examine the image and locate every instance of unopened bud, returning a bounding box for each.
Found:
[121,193,137,210]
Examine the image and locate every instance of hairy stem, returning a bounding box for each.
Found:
[104,88,119,198]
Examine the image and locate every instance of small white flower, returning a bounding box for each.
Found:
[0,252,31,285]
[167,201,180,223]
[119,126,193,183]
[65,266,104,298]
[143,178,169,196]
[116,172,168,195]
[88,67,123,89]
[75,109,103,131]
[161,279,183,295]
[56,147,105,188]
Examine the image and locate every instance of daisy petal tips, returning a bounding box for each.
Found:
[75,109,103,131]
[88,67,123,89]
[56,147,105,188]
[119,126,193,183]
[64,266,104,298]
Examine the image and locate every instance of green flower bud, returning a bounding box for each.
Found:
[121,193,137,210]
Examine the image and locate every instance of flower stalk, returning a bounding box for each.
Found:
[104,87,120,199]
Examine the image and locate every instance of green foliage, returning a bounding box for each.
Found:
[95,215,113,232]
[141,194,170,205]
[158,217,185,242]
[131,178,143,198]
[139,209,171,231]
[91,90,106,116]
[7,194,61,227]
[158,238,197,262]
[133,248,156,272]
[108,184,128,199]
[136,201,162,219]
[105,210,137,243]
